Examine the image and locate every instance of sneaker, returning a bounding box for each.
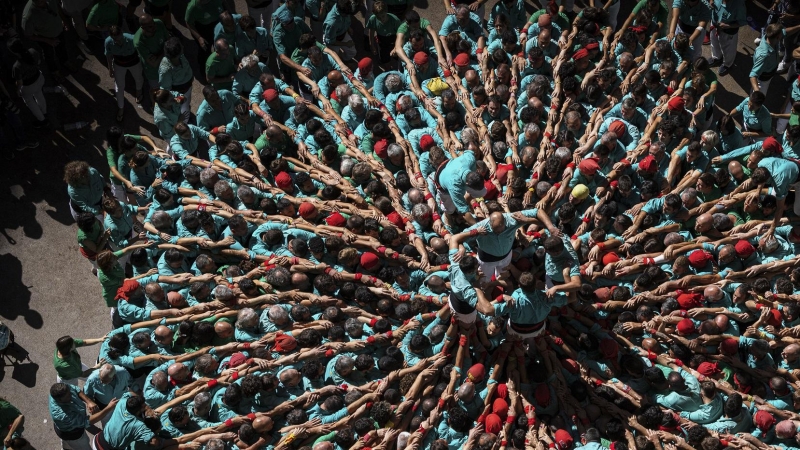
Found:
[24,140,39,149]
[778,61,788,73]
[14,143,26,151]
[719,65,730,76]
[709,57,722,67]
[703,33,710,45]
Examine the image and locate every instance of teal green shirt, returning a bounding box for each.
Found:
[159,55,193,90]
[735,98,772,134]
[102,393,156,449]
[750,38,779,78]
[196,89,238,131]
[104,33,137,58]
[49,384,90,431]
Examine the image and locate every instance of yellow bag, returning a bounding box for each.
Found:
[426,77,449,96]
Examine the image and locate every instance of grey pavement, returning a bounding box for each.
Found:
[0,0,786,448]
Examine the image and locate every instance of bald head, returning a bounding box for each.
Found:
[139,13,153,26]
[784,344,800,361]
[457,382,475,401]
[538,13,551,28]
[695,213,714,232]
[215,320,234,338]
[489,212,506,233]
[714,314,729,332]
[327,70,344,86]
[704,285,722,302]
[464,70,479,84]
[252,416,274,433]
[280,369,300,386]
[642,338,658,351]
[167,362,189,381]
[313,443,334,450]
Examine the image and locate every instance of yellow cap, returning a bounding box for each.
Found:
[572,184,590,200]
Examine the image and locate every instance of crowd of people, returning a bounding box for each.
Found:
[4,0,800,448]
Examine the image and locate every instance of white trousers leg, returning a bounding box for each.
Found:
[63,7,89,41]
[757,78,772,97]
[328,33,357,60]
[114,62,144,109]
[62,432,90,450]
[792,181,800,215]
[676,23,705,63]
[777,100,793,135]
[21,74,46,121]
[476,251,512,283]
[710,28,738,67]
[247,5,270,28]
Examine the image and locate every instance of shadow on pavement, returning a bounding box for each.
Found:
[0,254,43,329]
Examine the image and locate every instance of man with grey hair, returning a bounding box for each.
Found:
[340,157,356,178]
[681,188,700,210]
[326,355,355,384]
[519,122,541,148]
[213,181,236,205]
[188,391,217,428]
[232,53,267,98]
[341,94,366,131]
[199,168,221,194]
[83,364,132,425]
[372,71,408,104]
[605,96,648,132]
[260,305,291,333]
[235,308,260,342]
[213,285,237,306]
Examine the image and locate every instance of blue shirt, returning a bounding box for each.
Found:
[84,366,133,405]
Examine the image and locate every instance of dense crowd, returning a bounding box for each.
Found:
[4,0,800,448]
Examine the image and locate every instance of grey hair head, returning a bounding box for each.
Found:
[387,143,403,158]
[236,308,258,329]
[385,74,402,93]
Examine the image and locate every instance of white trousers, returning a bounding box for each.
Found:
[476,251,512,283]
[328,33,357,61]
[247,4,272,29]
[777,100,793,135]
[793,181,800,215]
[110,182,127,203]
[710,28,738,68]
[448,297,477,325]
[756,77,772,97]
[62,431,91,450]
[62,5,89,41]
[114,62,144,109]
[57,363,89,386]
[676,23,705,63]
[21,73,46,121]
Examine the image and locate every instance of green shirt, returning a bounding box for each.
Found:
[366,13,401,36]
[86,0,119,28]
[0,400,21,430]
[77,221,103,251]
[397,17,430,37]
[134,19,169,80]
[107,134,142,184]
[53,339,86,380]
[98,250,126,307]
[185,0,224,26]
[205,52,235,91]
[21,0,63,39]
[273,18,311,56]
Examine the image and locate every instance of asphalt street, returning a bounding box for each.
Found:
[0,0,786,447]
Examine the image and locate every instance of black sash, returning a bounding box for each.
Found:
[449,292,476,314]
